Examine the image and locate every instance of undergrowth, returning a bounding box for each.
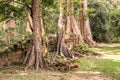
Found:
[72,44,91,52]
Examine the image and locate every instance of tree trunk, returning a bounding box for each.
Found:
[78,0,84,37]
[66,0,84,44]
[24,0,46,70]
[39,6,48,58]
[26,12,32,33]
[83,0,96,46]
[56,0,72,58]
[79,0,97,46]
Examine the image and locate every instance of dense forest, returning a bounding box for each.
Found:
[0,0,120,80]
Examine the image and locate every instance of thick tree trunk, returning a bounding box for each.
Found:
[78,0,84,37]
[66,15,84,44]
[78,0,96,46]
[56,0,72,58]
[24,0,46,70]
[66,0,84,44]
[83,0,96,46]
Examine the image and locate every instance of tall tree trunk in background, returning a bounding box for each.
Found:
[83,0,96,46]
[26,12,32,33]
[66,0,84,44]
[24,0,46,70]
[78,0,84,37]
[56,0,72,58]
[79,0,96,46]
[39,6,48,57]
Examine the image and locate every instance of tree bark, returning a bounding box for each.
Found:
[56,0,72,58]
[24,0,46,70]
[83,0,96,46]
[78,0,84,37]
[79,0,97,46]
[66,0,84,44]
[26,12,32,33]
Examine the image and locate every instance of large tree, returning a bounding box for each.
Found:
[79,0,96,46]
[56,0,72,58]
[24,0,46,70]
[0,0,52,70]
[66,0,84,44]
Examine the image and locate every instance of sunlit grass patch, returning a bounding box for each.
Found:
[91,43,120,54]
[75,56,120,80]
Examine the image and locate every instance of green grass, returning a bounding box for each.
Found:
[75,56,120,80]
[91,43,120,54]
[0,43,120,80]
[0,71,62,80]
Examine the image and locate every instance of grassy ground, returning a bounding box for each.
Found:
[91,43,120,54]
[0,43,120,80]
[0,66,114,80]
[75,56,120,80]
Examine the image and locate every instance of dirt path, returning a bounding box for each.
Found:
[92,43,120,61]
[100,54,120,61]
[70,71,114,80]
[74,43,120,80]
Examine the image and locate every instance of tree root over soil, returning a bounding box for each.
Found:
[23,40,46,71]
[45,50,101,72]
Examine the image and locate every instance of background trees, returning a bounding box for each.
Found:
[88,0,120,42]
[0,0,120,70]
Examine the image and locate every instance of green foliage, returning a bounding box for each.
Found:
[42,0,56,7]
[0,24,32,53]
[109,9,120,41]
[88,0,120,42]
[72,44,91,52]
[0,1,26,22]
[42,0,59,34]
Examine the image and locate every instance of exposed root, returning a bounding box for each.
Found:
[23,41,46,71]
[56,32,73,58]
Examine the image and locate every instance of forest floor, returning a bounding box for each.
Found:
[0,43,120,80]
